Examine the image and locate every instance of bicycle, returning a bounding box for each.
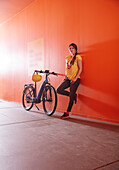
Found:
[22,70,58,116]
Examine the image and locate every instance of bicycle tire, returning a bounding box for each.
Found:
[22,86,34,111]
[42,84,57,116]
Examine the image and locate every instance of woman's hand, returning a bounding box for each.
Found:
[71,77,77,84]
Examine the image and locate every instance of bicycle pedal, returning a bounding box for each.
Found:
[26,100,33,103]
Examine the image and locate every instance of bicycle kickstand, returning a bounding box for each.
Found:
[35,104,39,110]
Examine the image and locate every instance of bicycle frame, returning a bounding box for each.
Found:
[24,69,64,104]
[34,73,49,103]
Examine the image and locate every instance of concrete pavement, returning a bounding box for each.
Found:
[0,100,119,170]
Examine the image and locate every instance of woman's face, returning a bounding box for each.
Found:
[69,45,76,55]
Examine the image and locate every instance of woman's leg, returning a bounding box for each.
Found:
[67,78,80,112]
[57,78,70,96]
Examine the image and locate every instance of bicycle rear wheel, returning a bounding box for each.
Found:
[22,86,34,111]
[42,85,57,116]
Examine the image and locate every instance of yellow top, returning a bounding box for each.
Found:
[66,54,82,80]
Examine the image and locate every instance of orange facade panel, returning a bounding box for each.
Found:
[0,0,119,123]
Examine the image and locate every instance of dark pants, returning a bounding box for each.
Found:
[57,78,80,112]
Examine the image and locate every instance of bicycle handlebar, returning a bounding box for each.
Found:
[34,70,65,76]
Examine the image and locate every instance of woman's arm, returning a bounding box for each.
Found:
[71,59,82,83]
[64,59,67,79]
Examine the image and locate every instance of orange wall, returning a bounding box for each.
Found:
[0,0,119,124]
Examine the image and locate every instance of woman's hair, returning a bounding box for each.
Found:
[68,43,78,65]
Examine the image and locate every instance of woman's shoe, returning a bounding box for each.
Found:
[60,112,69,119]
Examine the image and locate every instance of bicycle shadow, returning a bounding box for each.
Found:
[29,110,119,132]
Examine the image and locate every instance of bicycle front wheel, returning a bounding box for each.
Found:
[42,85,57,116]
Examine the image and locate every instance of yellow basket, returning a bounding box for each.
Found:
[32,74,42,82]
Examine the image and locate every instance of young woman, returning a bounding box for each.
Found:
[57,43,82,119]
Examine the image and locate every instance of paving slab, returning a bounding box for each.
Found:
[0,100,119,170]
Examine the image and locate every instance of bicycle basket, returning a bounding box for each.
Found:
[32,74,42,82]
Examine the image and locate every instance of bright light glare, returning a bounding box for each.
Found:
[0,45,23,74]
[0,47,11,73]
